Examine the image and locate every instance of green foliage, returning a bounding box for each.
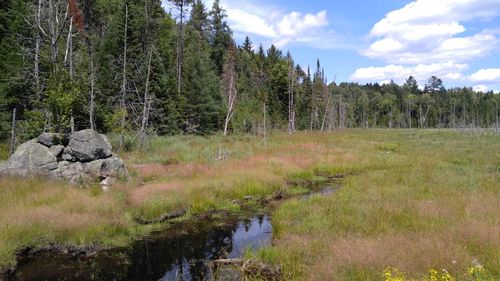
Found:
[0,143,9,160]
[17,111,45,141]
[46,71,80,134]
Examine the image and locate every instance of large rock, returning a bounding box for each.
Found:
[83,156,128,179]
[68,129,112,162]
[0,140,57,176]
[37,133,60,147]
[49,145,65,157]
[0,129,129,186]
[49,161,89,185]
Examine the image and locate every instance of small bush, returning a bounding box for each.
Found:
[0,143,9,160]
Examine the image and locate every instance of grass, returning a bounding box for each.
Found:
[0,129,498,280]
[265,130,499,280]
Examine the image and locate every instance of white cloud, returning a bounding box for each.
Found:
[277,11,328,37]
[369,38,403,53]
[200,0,333,48]
[473,85,488,92]
[470,68,500,82]
[370,0,500,38]
[225,8,277,38]
[350,62,468,85]
[365,0,500,64]
[353,0,500,85]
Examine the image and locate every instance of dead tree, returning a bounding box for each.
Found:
[64,15,73,75]
[10,109,16,155]
[35,0,69,65]
[321,75,336,132]
[89,49,96,130]
[327,98,336,131]
[287,55,296,134]
[320,78,330,132]
[119,5,129,149]
[263,103,267,140]
[222,42,237,136]
[34,0,43,100]
[139,49,153,145]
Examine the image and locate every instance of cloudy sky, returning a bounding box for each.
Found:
[164,0,500,92]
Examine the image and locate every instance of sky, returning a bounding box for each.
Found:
[164,0,500,92]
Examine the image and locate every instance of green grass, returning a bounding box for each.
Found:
[0,129,498,280]
[269,130,499,280]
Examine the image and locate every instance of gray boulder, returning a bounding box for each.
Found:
[0,140,57,176]
[49,145,65,157]
[0,129,129,186]
[61,146,75,161]
[68,129,112,162]
[49,161,89,184]
[83,156,129,179]
[37,133,60,147]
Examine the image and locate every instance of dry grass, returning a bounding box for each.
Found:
[0,177,148,267]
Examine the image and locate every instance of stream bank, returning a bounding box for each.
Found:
[4,178,342,281]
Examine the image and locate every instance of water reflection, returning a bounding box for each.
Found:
[12,215,272,281]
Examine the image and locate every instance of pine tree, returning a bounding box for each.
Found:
[209,0,232,76]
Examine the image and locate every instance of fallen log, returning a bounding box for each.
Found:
[134,209,187,225]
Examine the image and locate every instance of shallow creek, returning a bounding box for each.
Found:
[10,181,340,281]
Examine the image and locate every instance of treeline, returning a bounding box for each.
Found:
[0,0,498,146]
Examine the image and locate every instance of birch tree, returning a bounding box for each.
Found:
[222,41,237,136]
[139,48,153,145]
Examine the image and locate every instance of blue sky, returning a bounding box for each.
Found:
[166,0,500,92]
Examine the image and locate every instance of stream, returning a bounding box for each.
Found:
[9,181,340,281]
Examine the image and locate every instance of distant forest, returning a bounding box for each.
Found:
[1,0,499,144]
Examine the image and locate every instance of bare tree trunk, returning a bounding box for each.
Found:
[34,0,43,100]
[418,104,423,128]
[89,49,96,130]
[10,109,16,155]
[422,105,430,128]
[309,110,313,131]
[223,91,236,136]
[389,107,393,128]
[119,5,129,149]
[321,95,330,132]
[48,0,68,64]
[321,79,331,132]
[263,103,266,140]
[64,16,73,71]
[288,61,295,134]
[139,49,153,145]
[70,116,75,133]
[327,99,336,131]
[65,16,75,132]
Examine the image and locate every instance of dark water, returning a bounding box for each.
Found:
[11,184,338,281]
[12,215,272,281]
